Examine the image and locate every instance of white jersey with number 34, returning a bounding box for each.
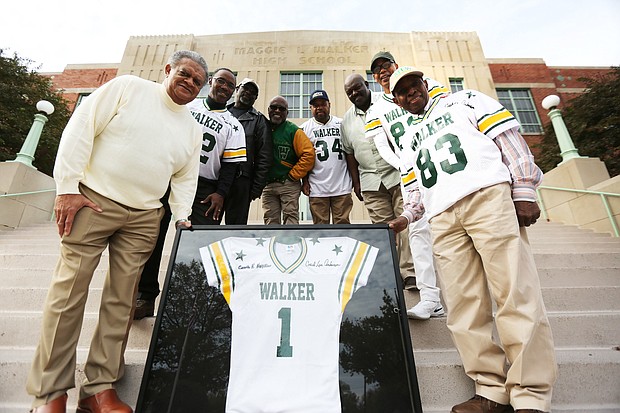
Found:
[199,236,378,413]
[301,116,352,197]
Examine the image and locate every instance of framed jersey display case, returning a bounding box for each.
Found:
[136,224,423,413]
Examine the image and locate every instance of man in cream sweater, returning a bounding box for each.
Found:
[26,50,207,413]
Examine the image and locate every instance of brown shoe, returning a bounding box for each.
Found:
[30,393,67,413]
[451,395,514,413]
[133,298,155,320]
[77,389,132,413]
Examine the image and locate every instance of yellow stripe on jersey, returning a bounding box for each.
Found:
[478,108,515,136]
[428,85,450,99]
[400,167,417,188]
[339,242,371,312]
[223,148,247,159]
[210,242,234,304]
[364,118,382,133]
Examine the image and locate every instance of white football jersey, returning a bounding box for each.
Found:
[365,78,450,154]
[199,236,378,413]
[399,89,521,218]
[187,99,247,180]
[301,116,352,197]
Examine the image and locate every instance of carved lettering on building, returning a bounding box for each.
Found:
[235,46,287,55]
[253,57,287,65]
[299,56,356,64]
[233,42,369,66]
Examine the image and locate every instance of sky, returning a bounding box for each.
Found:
[2,0,619,72]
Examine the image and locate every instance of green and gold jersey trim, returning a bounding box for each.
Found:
[338,241,373,312]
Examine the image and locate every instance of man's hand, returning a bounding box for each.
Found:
[388,216,409,234]
[301,180,311,196]
[54,194,103,237]
[201,193,224,221]
[353,182,363,201]
[514,200,541,227]
[175,219,192,230]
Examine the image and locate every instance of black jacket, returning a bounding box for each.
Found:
[227,104,273,199]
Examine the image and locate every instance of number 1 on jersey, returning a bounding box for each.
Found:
[277,307,293,357]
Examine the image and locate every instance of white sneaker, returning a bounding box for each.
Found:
[406,300,445,320]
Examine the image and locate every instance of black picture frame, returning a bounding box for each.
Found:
[136,224,422,413]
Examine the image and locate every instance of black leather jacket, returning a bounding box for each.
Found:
[227,104,273,199]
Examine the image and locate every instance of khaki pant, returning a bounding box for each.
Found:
[362,183,415,280]
[309,193,353,224]
[262,179,302,225]
[430,183,556,411]
[27,185,161,407]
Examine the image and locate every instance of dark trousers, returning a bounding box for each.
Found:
[137,189,171,300]
[224,175,252,225]
[190,178,223,225]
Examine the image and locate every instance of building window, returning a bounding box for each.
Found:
[496,89,543,134]
[449,78,464,93]
[366,73,383,93]
[280,72,322,118]
[75,93,91,108]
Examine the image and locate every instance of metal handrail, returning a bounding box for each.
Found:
[0,189,56,198]
[536,185,620,237]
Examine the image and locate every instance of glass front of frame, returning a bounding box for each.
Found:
[136,224,422,413]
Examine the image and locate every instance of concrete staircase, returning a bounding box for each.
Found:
[0,221,619,412]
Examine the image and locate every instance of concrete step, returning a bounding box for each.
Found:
[406,311,620,351]
[3,284,619,314]
[415,347,620,413]
[538,267,620,287]
[0,268,169,288]
[2,266,617,289]
[3,250,618,270]
[2,306,618,353]
[0,312,157,350]
[1,346,618,413]
[0,346,145,412]
[533,252,620,268]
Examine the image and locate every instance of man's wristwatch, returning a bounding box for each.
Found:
[175,218,189,228]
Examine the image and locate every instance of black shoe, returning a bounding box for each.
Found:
[403,276,418,291]
[134,298,155,320]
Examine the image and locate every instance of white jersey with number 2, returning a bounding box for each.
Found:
[199,236,378,413]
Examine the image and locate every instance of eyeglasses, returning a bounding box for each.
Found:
[212,77,236,90]
[371,60,394,74]
[269,105,287,112]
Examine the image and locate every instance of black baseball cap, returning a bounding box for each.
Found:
[370,51,396,71]
[309,90,329,104]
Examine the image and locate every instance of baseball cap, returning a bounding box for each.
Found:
[389,66,425,94]
[370,51,395,71]
[309,90,329,104]
[237,77,259,93]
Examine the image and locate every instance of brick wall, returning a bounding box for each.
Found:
[488,61,612,152]
[43,66,118,111]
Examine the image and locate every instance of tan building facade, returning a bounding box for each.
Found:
[117,31,496,121]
